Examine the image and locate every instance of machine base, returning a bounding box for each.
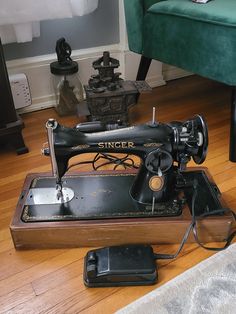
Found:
[10,168,233,249]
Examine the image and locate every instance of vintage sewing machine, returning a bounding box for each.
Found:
[41,112,208,213]
[10,112,233,249]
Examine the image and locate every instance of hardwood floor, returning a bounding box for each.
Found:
[0,75,235,313]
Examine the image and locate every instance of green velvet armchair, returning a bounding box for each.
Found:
[124,0,236,161]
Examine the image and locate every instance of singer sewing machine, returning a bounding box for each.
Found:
[10,113,234,249]
[41,113,208,214]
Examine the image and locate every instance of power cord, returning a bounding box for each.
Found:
[154,181,236,260]
[92,153,139,171]
[66,153,139,172]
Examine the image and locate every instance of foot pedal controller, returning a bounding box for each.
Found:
[84,244,158,287]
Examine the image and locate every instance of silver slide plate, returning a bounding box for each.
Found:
[25,187,74,205]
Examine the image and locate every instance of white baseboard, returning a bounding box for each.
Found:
[6,46,191,114]
[17,95,56,114]
[163,64,192,81]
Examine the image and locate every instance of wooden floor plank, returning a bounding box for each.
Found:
[0,284,35,313]
[0,249,66,282]
[0,239,14,254]
[0,249,88,297]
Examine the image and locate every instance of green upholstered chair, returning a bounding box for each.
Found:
[124,0,236,161]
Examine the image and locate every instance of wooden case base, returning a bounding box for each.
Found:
[10,170,233,250]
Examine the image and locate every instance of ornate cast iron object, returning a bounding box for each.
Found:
[81,51,152,126]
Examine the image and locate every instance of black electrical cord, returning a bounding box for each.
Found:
[154,182,236,260]
[92,153,139,170]
[66,160,95,171]
[66,153,139,172]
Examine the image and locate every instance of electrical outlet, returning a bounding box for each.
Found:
[9,73,31,109]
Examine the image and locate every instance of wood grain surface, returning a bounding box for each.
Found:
[0,75,235,313]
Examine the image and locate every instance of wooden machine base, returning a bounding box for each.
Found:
[10,169,233,250]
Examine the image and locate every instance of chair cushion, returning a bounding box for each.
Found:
[143,0,236,85]
[148,0,236,28]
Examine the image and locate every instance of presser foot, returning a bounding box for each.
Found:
[56,182,63,200]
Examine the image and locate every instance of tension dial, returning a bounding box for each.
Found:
[145,148,173,175]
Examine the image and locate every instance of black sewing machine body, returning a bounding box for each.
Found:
[45,114,206,205]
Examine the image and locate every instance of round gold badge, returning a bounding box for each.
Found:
[149,176,164,192]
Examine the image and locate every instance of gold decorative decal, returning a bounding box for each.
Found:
[71,144,90,150]
[149,176,164,192]
[98,142,135,149]
[22,206,30,221]
[144,143,162,148]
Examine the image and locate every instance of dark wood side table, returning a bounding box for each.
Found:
[0,39,28,154]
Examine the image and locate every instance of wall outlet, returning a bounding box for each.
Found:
[9,73,31,109]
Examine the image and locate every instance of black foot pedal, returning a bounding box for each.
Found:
[84,244,158,287]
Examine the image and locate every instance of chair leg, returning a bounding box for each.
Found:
[136,56,152,81]
[229,87,236,161]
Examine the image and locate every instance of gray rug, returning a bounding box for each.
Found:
[117,244,236,314]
